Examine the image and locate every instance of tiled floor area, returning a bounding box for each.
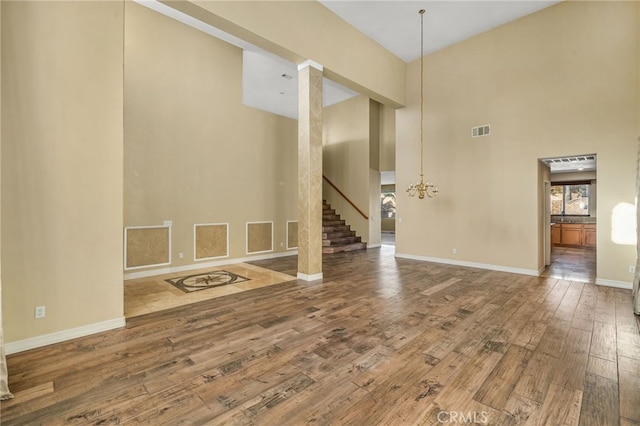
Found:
[541,246,596,282]
[124,263,296,318]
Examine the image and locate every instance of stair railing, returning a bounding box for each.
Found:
[322,175,369,220]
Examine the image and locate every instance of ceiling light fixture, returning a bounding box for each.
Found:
[407,9,438,200]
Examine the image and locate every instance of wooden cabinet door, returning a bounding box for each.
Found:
[561,224,583,246]
[583,225,596,247]
[552,225,562,245]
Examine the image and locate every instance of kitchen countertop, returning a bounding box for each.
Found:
[551,216,596,224]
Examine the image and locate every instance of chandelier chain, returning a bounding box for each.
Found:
[406,8,438,199]
[420,9,424,177]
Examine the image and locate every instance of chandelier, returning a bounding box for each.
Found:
[407,9,438,199]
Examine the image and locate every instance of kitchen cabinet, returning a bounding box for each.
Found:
[583,224,596,247]
[561,224,583,246]
[551,224,561,245]
[553,222,596,248]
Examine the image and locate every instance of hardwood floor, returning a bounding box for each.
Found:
[3,246,639,425]
[541,246,596,283]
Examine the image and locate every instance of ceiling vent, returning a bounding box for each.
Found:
[472,124,490,138]
[540,154,597,173]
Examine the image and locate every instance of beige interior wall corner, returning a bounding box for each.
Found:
[162,0,405,108]
[2,1,125,343]
[397,1,638,283]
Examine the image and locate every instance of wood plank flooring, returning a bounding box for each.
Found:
[541,246,596,283]
[3,245,639,425]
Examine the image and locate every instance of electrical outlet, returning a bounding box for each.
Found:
[35,306,45,319]
[629,266,636,274]
[452,248,457,254]
[178,252,183,259]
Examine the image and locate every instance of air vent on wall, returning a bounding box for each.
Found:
[472,124,490,138]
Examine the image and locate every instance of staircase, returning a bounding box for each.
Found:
[322,200,367,254]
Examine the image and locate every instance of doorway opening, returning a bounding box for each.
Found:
[381,173,396,249]
[540,154,597,282]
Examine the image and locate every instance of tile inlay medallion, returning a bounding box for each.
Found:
[166,270,249,293]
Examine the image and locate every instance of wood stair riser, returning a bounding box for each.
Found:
[322,231,356,239]
[322,242,367,254]
[322,236,362,247]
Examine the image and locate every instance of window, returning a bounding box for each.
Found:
[550,183,590,215]
[381,191,396,219]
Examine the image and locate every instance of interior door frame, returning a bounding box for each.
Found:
[544,180,551,266]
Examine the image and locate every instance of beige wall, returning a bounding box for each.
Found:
[397,1,639,283]
[2,2,125,342]
[380,104,396,173]
[368,169,382,247]
[167,0,406,108]
[323,95,371,242]
[124,2,297,271]
[381,219,396,233]
[368,100,382,247]
[550,171,597,183]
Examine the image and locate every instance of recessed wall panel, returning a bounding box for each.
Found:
[125,226,171,270]
[287,221,298,249]
[246,221,273,254]
[194,223,229,261]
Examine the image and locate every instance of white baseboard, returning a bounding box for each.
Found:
[124,250,298,280]
[595,278,633,290]
[297,272,323,281]
[367,243,382,249]
[395,253,540,277]
[6,317,126,355]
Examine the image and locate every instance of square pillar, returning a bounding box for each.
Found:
[297,60,323,281]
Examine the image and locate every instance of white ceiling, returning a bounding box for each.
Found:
[138,0,561,118]
[319,1,561,62]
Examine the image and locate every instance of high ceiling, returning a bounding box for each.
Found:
[319,1,561,62]
[139,0,562,119]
